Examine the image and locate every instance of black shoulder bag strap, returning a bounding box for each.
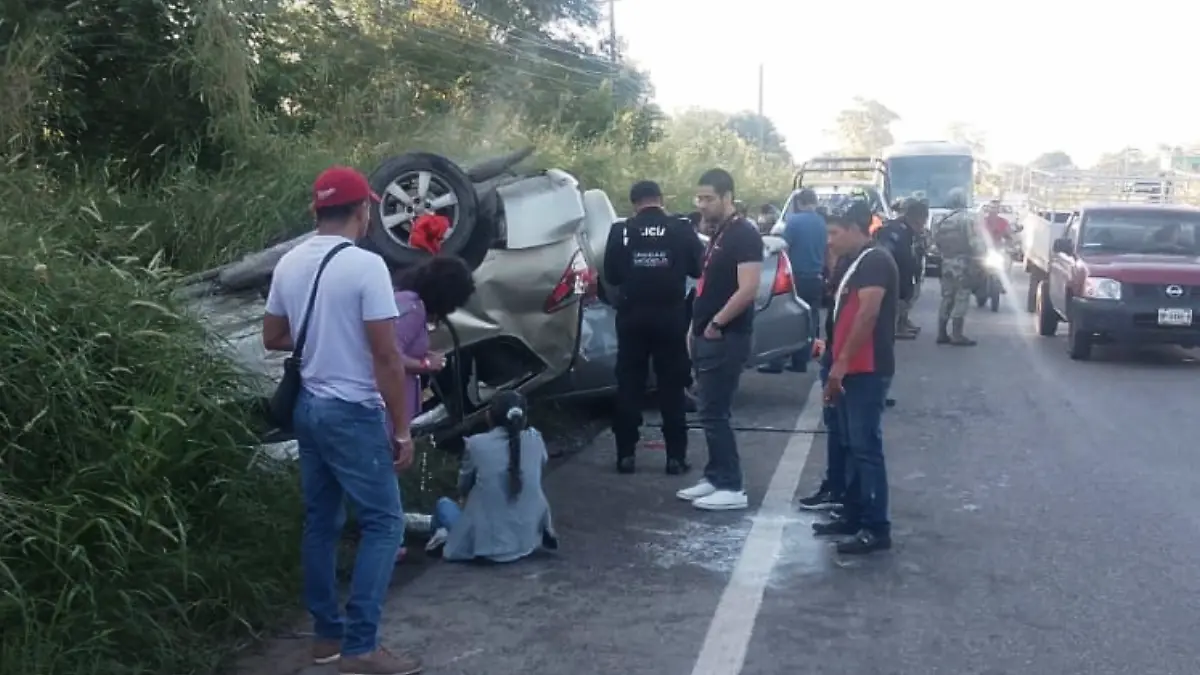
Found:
[291,242,354,363]
[269,241,352,431]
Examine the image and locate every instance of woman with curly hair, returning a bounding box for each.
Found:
[389,255,477,427]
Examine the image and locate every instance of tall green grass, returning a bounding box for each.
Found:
[0,221,302,674]
[0,101,792,675]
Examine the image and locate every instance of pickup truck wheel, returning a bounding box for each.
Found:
[1066,315,1093,360]
[1036,280,1058,337]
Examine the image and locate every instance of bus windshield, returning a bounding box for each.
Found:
[887,155,974,209]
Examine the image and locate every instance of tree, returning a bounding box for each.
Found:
[831,97,899,156]
[1030,151,1075,171]
[946,122,987,158]
[945,121,994,191]
[725,112,791,162]
[2,0,657,178]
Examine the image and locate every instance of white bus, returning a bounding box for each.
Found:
[882,141,975,210]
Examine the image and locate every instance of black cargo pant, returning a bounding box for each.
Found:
[613,303,690,461]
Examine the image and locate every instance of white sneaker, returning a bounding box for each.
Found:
[676,480,717,502]
[425,527,449,552]
[693,490,748,511]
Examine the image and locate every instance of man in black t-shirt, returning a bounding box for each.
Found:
[675,169,763,512]
[810,199,897,555]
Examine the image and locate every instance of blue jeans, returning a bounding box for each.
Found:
[694,331,752,491]
[818,357,845,497]
[294,390,404,658]
[833,373,890,535]
[432,497,462,532]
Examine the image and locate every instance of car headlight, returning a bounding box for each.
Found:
[984,250,1005,269]
[1082,277,1121,300]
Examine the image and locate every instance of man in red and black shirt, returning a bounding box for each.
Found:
[813,199,898,554]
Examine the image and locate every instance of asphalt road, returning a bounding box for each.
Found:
[241,270,1200,675]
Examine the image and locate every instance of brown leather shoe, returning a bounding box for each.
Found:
[339,648,423,675]
[312,638,341,665]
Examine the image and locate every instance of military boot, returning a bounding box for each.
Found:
[936,316,952,344]
[950,318,977,346]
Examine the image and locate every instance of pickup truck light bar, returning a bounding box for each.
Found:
[793,156,889,191]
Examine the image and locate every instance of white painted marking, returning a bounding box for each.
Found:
[689,379,825,675]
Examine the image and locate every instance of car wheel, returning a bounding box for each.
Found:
[364,152,489,269]
[1036,280,1058,337]
[976,293,987,308]
[990,292,1000,312]
[1066,313,1092,360]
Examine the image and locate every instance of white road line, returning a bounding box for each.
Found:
[689,379,825,675]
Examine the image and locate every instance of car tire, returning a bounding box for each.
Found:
[976,293,987,308]
[1066,312,1092,360]
[364,152,489,270]
[1036,280,1058,337]
[990,292,1000,312]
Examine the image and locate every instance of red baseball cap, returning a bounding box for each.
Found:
[312,166,380,209]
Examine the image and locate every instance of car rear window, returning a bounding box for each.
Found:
[1081,209,1200,254]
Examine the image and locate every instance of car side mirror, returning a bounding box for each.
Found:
[1052,237,1073,255]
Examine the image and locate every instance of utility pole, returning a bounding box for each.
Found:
[756,63,765,148]
[608,0,618,63]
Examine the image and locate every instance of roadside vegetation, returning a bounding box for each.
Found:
[0,1,794,674]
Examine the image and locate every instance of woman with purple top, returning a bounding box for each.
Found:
[386,256,476,562]
[388,256,477,419]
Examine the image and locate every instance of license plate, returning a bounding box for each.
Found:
[1157,308,1193,326]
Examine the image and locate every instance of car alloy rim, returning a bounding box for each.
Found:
[377,170,461,246]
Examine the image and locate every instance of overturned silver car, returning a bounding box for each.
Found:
[177,148,813,452]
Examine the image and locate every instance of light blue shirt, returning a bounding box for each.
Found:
[444,427,555,562]
[782,210,827,278]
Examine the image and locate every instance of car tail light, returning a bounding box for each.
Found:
[771,251,795,296]
[544,249,596,313]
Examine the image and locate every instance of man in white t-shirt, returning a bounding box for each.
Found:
[262,166,421,675]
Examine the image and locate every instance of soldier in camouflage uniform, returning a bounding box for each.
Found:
[932,188,983,346]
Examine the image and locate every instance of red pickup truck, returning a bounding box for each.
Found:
[1034,203,1200,360]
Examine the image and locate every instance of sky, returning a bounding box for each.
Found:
[615,0,1196,167]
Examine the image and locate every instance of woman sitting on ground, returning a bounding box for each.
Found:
[426,391,559,562]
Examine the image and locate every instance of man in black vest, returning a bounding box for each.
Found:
[604,181,704,475]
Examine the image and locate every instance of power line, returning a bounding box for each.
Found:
[757,63,764,148]
[608,0,618,63]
